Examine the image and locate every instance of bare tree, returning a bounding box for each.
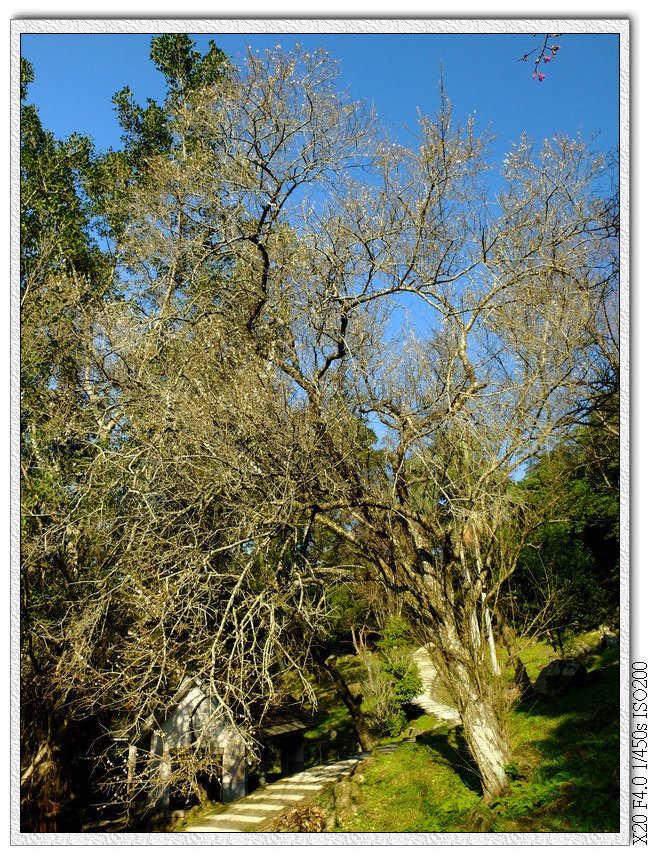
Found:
[23,44,618,811]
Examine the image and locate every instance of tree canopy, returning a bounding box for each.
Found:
[20,36,619,829]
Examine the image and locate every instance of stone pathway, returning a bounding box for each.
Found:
[182,647,458,833]
[411,647,461,725]
[181,756,364,833]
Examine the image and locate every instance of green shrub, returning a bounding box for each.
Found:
[381,649,422,705]
[376,616,412,651]
[360,618,422,737]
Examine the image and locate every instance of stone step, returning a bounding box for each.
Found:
[186,825,243,833]
[411,648,461,724]
[374,743,399,753]
[225,801,287,813]
[202,812,264,825]
[244,792,309,803]
[255,782,325,793]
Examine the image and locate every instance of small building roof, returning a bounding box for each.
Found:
[258,706,313,737]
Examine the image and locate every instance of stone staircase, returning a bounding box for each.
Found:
[181,756,364,833]
[411,647,461,725]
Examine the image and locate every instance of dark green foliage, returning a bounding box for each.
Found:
[376,615,412,652]
[112,88,173,167]
[150,34,228,94]
[20,55,34,101]
[113,34,228,171]
[376,618,422,706]
[21,68,102,287]
[19,34,232,833]
[362,618,422,737]
[508,401,619,643]
[20,58,111,663]
[381,652,422,707]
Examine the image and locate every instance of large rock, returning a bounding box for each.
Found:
[601,632,619,650]
[534,659,588,697]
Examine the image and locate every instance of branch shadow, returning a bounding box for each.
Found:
[415,727,484,797]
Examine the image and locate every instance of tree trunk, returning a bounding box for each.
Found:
[126,744,138,799]
[20,710,98,832]
[513,657,536,701]
[324,655,375,753]
[459,693,510,800]
[433,614,511,800]
[498,616,535,701]
[483,595,501,676]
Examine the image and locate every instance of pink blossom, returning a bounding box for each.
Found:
[543,55,552,63]
[521,53,528,61]
[537,72,546,82]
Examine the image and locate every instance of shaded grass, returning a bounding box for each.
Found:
[303,654,426,764]
[516,637,558,679]
[490,650,620,833]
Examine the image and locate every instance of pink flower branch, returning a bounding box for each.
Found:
[519,33,561,81]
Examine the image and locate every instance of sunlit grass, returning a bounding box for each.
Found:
[338,735,482,833]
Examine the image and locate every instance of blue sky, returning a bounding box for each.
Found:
[21,31,619,162]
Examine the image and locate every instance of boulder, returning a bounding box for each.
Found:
[601,632,619,650]
[333,779,354,816]
[534,659,588,697]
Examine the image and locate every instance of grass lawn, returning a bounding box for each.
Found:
[333,645,620,833]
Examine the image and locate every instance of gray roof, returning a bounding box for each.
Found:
[259,706,312,737]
